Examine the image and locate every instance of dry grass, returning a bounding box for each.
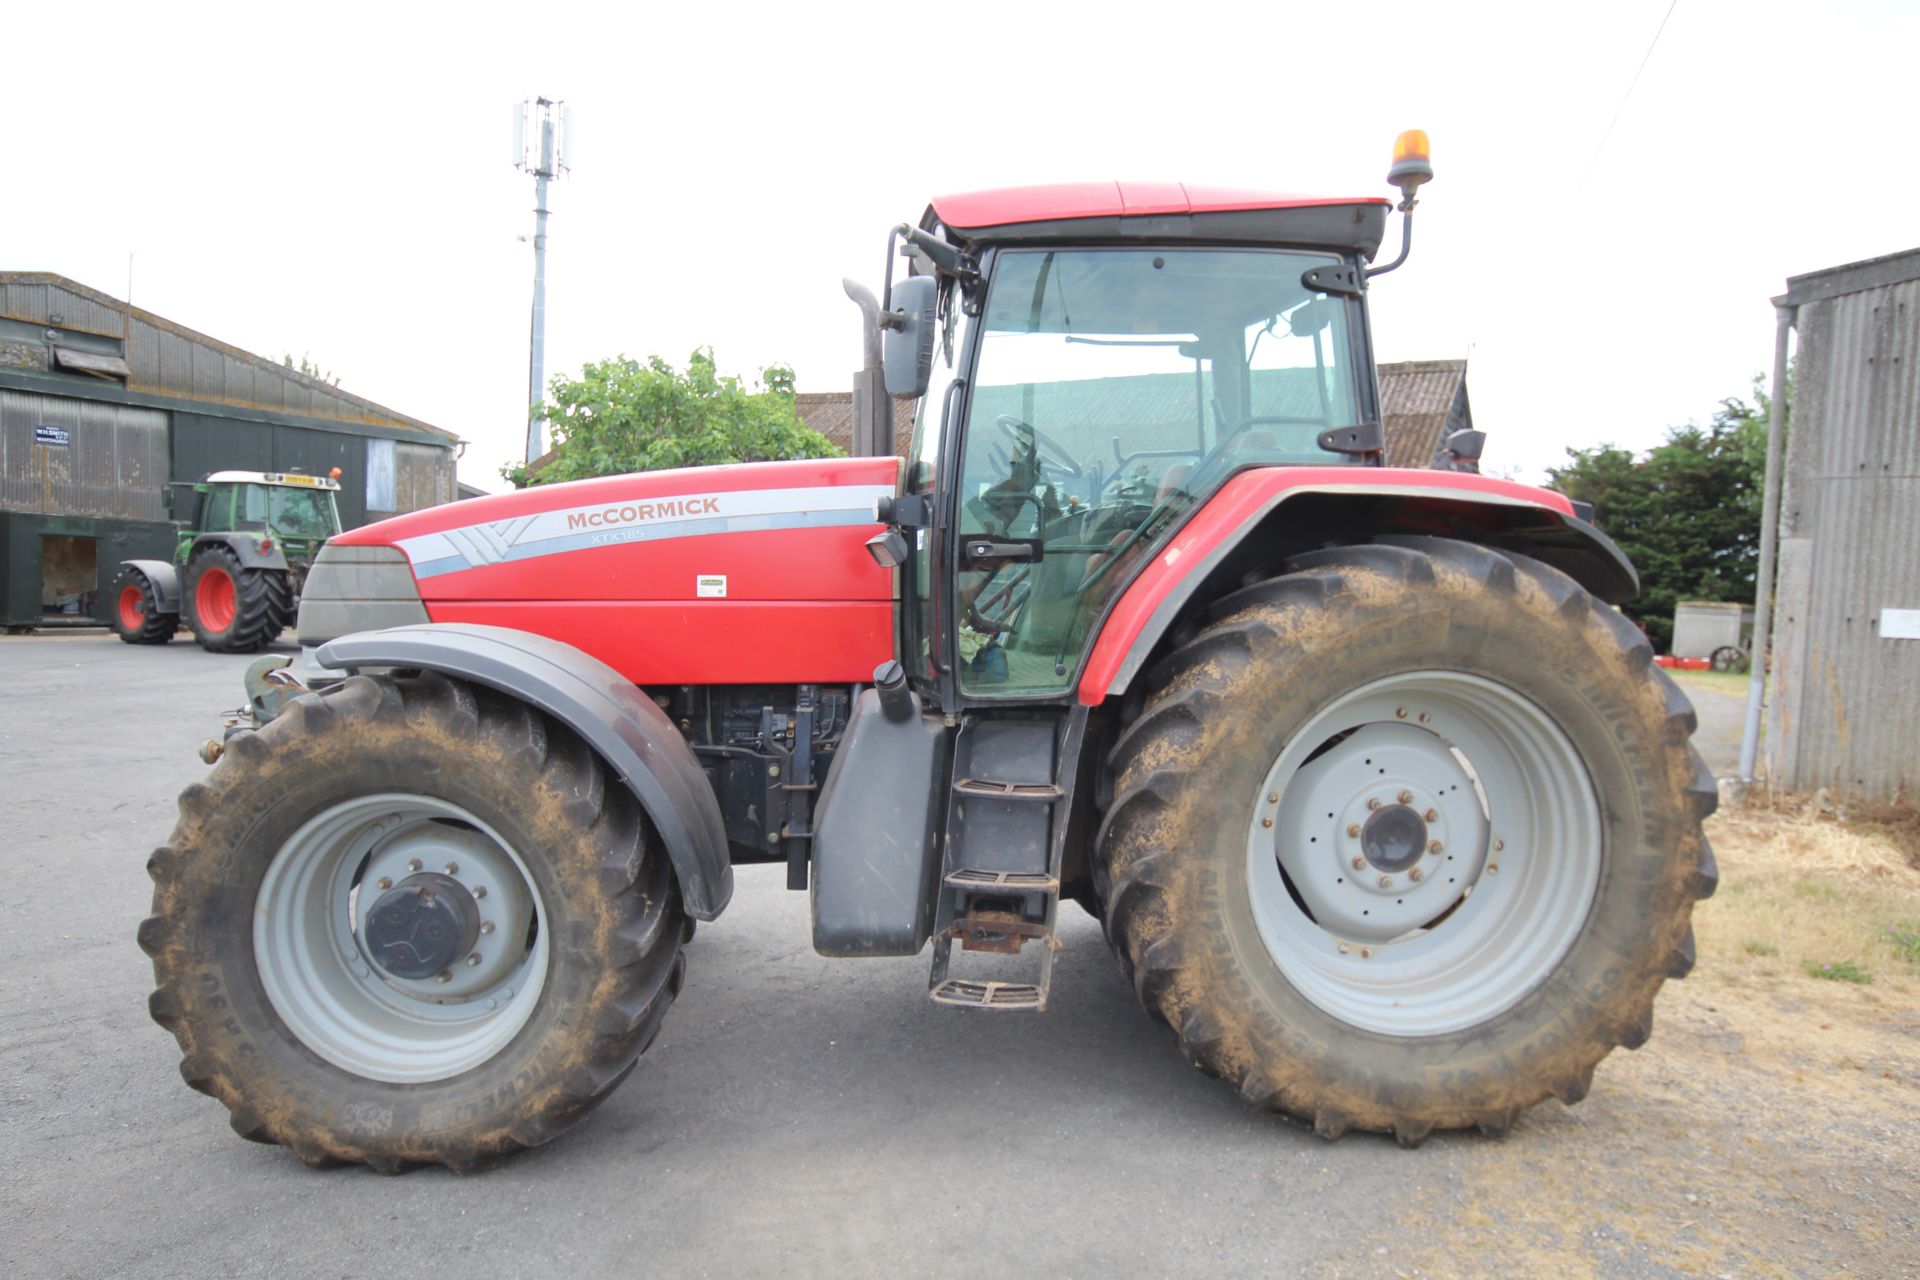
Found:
[1376,798,1920,1279]
[1707,798,1920,988]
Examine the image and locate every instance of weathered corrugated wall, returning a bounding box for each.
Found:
[0,390,167,520]
[1766,248,1920,803]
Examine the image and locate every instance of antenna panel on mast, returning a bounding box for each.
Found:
[559,106,575,173]
[511,101,527,170]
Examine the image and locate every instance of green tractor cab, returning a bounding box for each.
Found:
[109,470,345,653]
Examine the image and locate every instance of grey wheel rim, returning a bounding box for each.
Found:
[254,794,549,1083]
[1245,672,1602,1037]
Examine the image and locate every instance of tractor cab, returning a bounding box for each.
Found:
[872,184,1399,704]
[181,470,344,552]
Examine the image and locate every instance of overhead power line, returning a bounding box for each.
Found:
[1580,0,1680,190]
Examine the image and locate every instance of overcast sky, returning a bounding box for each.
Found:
[6,0,1913,489]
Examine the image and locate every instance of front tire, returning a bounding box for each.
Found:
[109,566,176,644]
[1096,538,1717,1144]
[139,672,688,1171]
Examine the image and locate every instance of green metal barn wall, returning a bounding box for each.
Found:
[169,414,371,529]
[1,512,176,626]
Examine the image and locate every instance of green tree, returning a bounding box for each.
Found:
[281,352,340,386]
[1549,376,1782,651]
[505,349,840,487]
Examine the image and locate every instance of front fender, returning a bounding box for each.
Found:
[315,623,734,920]
[121,559,181,613]
[1079,467,1640,704]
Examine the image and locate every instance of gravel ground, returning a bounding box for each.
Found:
[1,632,1914,1278]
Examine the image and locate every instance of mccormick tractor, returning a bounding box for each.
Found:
[140,134,1717,1172]
[110,469,344,653]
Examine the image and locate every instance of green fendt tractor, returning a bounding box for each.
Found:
[109,470,344,653]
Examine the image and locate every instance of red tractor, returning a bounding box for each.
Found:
[141,135,1716,1171]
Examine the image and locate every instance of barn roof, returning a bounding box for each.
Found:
[0,271,457,444]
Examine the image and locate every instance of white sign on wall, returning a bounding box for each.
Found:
[1882,608,1920,640]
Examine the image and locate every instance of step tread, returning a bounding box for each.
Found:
[945,868,1060,891]
[929,978,1045,1010]
[953,777,1064,801]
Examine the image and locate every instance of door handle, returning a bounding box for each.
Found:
[964,539,1041,563]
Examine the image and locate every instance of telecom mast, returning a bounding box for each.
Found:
[512,98,572,465]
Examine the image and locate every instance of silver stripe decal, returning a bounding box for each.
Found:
[397,483,892,580]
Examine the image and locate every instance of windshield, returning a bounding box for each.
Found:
[236,484,340,539]
[953,247,1362,697]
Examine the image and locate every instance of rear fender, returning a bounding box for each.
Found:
[315,623,734,921]
[1079,468,1639,703]
[192,533,289,573]
[121,560,181,614]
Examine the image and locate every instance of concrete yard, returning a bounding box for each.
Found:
[2,632,1915,1279]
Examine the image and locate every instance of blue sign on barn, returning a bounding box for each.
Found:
[34,425,70,446]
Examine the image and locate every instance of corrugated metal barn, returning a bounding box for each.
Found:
[1765,247,1920,803]
[0,273,461,628]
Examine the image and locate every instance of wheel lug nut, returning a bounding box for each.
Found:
[1494,838,1505,852]
[1429,840,1443,854]
[473,886,487,899]
[1267,792,1279,804]
[1409,867,1423,882]
[407,859,422,872]
[1367,797,1383,811]
[1424,809,1439,822]
[1261,817,1273,828]
[480,921,495,935]
[1397,790,1413,805]
[1487,863,1500,875]
[1395,707,1408,719]
[1351,856,1367,870]
[1347,823,1361,838]
[466,954,481,966]
[435,971,451,983]
[1377,874,1392,888]
[444,862,459,876]
[375,876,392,890]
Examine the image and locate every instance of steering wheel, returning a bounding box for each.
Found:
[967,564,1032,634]
[995,415,1081,479]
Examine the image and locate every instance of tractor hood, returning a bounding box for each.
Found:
[329,456,901,685]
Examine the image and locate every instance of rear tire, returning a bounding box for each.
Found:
[1096,537,1717,1144]
[184,545,288,653]
[139,672,688,1171]
[109,566,176,644]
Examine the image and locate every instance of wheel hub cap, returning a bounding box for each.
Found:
[363,873,480,979]
[1361,804,1426,873]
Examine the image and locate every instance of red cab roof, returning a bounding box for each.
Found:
[930,183,1388,230]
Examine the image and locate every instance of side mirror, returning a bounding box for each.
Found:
[1437,428,1486,473]
[881,276,937,398]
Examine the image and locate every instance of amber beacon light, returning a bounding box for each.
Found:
[1387,130,1433,206]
